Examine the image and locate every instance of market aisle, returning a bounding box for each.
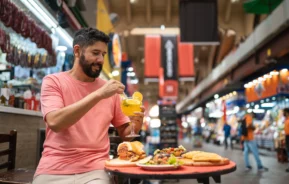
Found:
[147,138,289,184]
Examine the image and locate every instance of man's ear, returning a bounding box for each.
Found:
[73,45,81,58]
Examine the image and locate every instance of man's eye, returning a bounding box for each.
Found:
[102,53,106,57]
[93,52,100,55]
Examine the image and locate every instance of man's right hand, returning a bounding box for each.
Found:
[97,80,125,99]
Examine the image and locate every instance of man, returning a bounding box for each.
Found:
[283,108,289,172]
[242,113,268,171]
[223,122,233,150]
[33,28,144,184]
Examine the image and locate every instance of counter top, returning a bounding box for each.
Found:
[0,106,43,117]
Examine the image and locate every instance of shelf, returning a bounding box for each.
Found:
[0,106,43,117]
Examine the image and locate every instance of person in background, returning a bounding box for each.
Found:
[283,108,289,172]
[223,122,233,150]
[33,28,145,184]
[242,113,268,172]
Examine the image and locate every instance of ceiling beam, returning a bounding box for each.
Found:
[126,0,132,24]
[207,45,217,76]
[166,0,172,23]
[146,0,152,24]
[224,1,232,23]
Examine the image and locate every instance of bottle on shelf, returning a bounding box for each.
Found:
[0,82,10,106]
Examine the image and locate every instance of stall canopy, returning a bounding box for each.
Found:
[243,0,283,14]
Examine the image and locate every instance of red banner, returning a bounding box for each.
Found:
[159,67,164,98]
[144,35,161,78]
[178,43,194,77]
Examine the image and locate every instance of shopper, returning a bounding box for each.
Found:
[241,113,268,171]
[283,108,289,172]
[223,122,233,150]
[32,28,145,184]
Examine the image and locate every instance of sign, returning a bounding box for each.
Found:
[159,104,177,118]
[246,70,289,102]
[144,35,161,78]
[108,33,122,68]
[160,36,178,99]
[178,42,194,77]
[161,36,178,80]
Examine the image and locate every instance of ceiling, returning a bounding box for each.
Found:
[79,0,257,109]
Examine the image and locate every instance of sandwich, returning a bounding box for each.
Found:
[117,141,146,162]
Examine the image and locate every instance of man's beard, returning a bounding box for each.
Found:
[79,54,102,78]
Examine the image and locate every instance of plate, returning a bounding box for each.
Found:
[136,163,181,171]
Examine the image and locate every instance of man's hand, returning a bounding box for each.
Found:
[97,80,125,99]
[116,106,145,141]
[129,106,145,133]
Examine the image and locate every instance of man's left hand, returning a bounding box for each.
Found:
[129,106,145,132]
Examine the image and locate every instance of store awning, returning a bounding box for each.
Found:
[243,0,283,14]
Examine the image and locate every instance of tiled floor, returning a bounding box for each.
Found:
[145,138,289,184]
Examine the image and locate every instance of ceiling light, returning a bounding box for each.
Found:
[128,67,134,72]
[246,104,250,108]
[247,109,253,113]
[20,0,73,46]
[214,94,219,99]
[270,71,279,76]
[149,105,159,117]
[253,109,265,114]
[56,46,67,52]
[253,80,258,84]
[160,25,165,30]
[248,82,253,86]
[130,27,180,35]
[231,0,239,3]
[281,68,288,72]
[233,91,237,95]
[244,84,249,88]
[254,105,259,109]
[258,77,265,82]
[130,79,139,84]
[261,103,275,108]
[264,74,271,79]
[182,122,188,128]
[150,119,161,128]
[112,70,119,76]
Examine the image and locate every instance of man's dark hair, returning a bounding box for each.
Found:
[284,108,289,115]
[73,28,110,48]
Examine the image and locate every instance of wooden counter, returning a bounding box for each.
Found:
[0,106,45,170]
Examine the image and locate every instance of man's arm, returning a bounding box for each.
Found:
[45,79,125,132]
[46,91,102,132]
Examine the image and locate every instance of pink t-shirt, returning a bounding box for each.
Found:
[35,72,129,176]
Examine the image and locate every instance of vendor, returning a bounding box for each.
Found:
[32,28,145,184]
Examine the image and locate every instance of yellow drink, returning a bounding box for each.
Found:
[121,98,142,116]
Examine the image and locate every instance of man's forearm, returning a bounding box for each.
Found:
[46,91,103,132]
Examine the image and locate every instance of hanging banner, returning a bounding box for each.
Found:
[108,33,122,68]
[144,35,161,78]
[178,43,195,77]
[161,36,178,80]
[161,36,178,98]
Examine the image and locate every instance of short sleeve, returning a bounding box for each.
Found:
[111,94,130,127]
[41,76,64,121]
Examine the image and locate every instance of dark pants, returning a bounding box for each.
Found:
[224,136,233,149]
